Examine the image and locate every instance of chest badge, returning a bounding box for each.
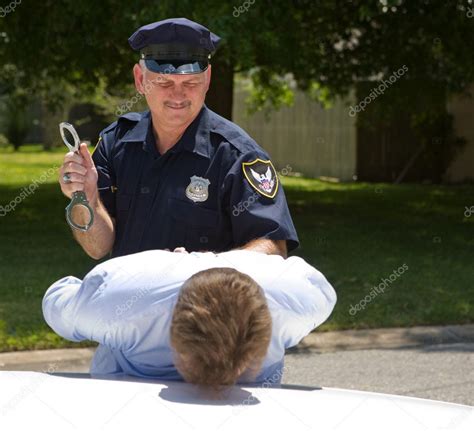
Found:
[185,176,210,202]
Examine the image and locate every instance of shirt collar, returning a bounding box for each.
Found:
[120,111,151,143]
[118,106,211,159]
[177,105,211,159]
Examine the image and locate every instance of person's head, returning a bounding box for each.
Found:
[133,61,211,129]
[170,268,272,391]
[128,18,220,129]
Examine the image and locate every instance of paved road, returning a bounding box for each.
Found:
[2,342,472,406]
[283,342,474,406]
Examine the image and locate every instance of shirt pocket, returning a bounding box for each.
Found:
[168,197,219,251]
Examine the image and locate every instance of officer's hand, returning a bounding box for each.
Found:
[59,143,99,205]
[173,247,188,253]
[163,247,188,253]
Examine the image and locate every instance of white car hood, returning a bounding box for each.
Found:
[0,371,472,430]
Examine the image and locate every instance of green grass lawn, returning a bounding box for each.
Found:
[0,145,473,351]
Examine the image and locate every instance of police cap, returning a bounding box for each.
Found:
[128,17,221,74]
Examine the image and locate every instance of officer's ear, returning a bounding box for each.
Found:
[205,65,212,91]
[133,63,145,95]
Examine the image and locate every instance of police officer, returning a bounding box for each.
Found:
[59,18,299,259]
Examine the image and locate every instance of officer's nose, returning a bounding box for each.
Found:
[170,83,186,99]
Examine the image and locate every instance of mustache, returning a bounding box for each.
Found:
[164,101,191,108]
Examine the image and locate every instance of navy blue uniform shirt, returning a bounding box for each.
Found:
[92,106,299,257]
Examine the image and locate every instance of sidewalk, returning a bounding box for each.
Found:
[1,324,473,372]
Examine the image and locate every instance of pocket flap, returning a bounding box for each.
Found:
[168,198,219,228]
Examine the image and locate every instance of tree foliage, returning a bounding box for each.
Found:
[1,1,473,105]
[0,0,473,171]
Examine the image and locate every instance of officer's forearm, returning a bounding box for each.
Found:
[238,239,287,258]
[71,199,115,260]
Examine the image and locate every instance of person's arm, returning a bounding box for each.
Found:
[71,201,115,260]
[59,137,116,259]
[42,250,187,347]
[263,257,337,349]
[224,151,299,256]
[238,238,287,257]
[42,274,94,342]
[214,251,337,348]
[42,267,133,346]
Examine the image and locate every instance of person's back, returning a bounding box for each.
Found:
[42,250,337,389]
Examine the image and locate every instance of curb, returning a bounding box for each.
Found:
[291,324,474,353]
[0,347,95,369]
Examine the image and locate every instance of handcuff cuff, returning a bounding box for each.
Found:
[59,122,94,231]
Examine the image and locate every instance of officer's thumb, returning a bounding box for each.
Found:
[79,142,94,169]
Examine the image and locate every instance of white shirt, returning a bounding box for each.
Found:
[42,250,337,384]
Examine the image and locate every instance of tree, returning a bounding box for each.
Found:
[0,0,473,177]
[1,0,472,112]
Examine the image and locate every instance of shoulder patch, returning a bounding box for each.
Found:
[242,158,279,198]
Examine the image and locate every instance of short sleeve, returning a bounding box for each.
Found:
[224,150,299,252]
[91,133,116,218]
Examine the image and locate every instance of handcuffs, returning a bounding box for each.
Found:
[59,122,94,231]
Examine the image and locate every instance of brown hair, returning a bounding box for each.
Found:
[170,267,272,391]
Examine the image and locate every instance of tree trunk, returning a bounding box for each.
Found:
[40,100,69,151]
[206,55,234,121]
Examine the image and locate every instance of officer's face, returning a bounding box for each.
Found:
[133,64,211,127]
